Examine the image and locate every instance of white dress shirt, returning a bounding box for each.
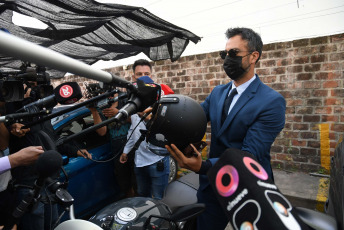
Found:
[226,75,256,115]
[123,114,166,167]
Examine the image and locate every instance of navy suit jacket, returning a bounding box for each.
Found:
[200,75,286,191]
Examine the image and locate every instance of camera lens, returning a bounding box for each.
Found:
[1,86,9,98]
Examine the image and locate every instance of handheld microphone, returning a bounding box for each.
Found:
[54,82,82,105]
[114,79,160,122]
[34,150,63,191]
[8,150,62,229]
[207,148,309,229]
[18,82,82,112]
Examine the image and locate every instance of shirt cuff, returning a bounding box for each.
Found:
[0,156,11,174]
[197,159,212,175]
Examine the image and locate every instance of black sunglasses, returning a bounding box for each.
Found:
[220,49,253,60]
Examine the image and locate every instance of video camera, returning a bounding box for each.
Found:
[84,82,118,109]
[0,62,53,102]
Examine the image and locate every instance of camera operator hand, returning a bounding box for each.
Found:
[102,106,119,118]
[10,123,30,138]
[166,144,203,172]
[76,149,92,159]
[8,146,44,168]
[101,95,119,118]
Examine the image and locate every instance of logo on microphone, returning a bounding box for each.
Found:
[243,157,268,180]
[215,165,239,197]
[59,85,73,98]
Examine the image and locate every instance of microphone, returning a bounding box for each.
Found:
[34,150,63,193]
[0,110,51,123]
[114,79,160,122]
[207,148,309,229]
[18,82,82,112]
[54,82,82,105]
[94,92,128,109]
[0,30,133,88]
[5,150,62,230]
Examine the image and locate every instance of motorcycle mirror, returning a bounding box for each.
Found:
[170,203,206,222]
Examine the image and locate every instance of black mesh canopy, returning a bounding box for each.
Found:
[0,0,201,78]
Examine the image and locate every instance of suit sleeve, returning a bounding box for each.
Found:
[241,94,286,162]
[201,91,212,122]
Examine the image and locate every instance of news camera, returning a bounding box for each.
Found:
[0,62,53,102]
[84,81,118,109]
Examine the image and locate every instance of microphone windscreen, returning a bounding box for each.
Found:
[207,148,309,229]
[135,79,159,110]
[35,150,63,178]
[54,82,82,104]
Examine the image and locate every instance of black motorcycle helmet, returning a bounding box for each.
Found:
[146,94,207,153]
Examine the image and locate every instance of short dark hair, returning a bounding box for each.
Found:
[225,27,263,63]
[132,59,152,72]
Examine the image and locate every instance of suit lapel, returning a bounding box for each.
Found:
[217,76,262,137]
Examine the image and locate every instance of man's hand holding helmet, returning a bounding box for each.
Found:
[166,143,203,172]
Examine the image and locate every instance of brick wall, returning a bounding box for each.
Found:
[52,33,344,173]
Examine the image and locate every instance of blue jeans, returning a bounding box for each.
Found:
[134,156,170,200]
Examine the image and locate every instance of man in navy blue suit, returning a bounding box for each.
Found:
[167,27,286,230]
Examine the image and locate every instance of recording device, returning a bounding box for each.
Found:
[157,160,164,172]
[17,82,82,113]
[207,148,309,230]
[84,82,120,109]
[0,30,133,88]
[0,110,51,123]
[96,92,128,109]
[57,80,160,146]
[0,63,52,102]
[114,79,160,122]
[0,78,24,102]
[0,82,81,124]
[84,82,115,98]
[35,150,63,191]
[4,150,63,230]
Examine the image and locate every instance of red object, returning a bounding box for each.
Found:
[160,84,174,96]
[59,85,73,98]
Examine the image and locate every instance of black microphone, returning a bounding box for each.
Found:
[207,149,309,229]
[34,150,63,195]
[114,79,160,122]
[18,82,82,112]
[95,92,128,109]
[0,110,51,123]
[114,94,142,122]
[53,82,82,105]
[4,150,63,230]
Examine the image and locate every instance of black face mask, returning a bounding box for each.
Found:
[223,55,250,81]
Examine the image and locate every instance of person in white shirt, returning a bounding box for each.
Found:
[120,60,174,199]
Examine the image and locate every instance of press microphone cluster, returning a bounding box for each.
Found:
[0,82,82,123]
[56,80,160,146]
[114,79,160,122]
[18,81,82,113]
[4,150,62,230]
